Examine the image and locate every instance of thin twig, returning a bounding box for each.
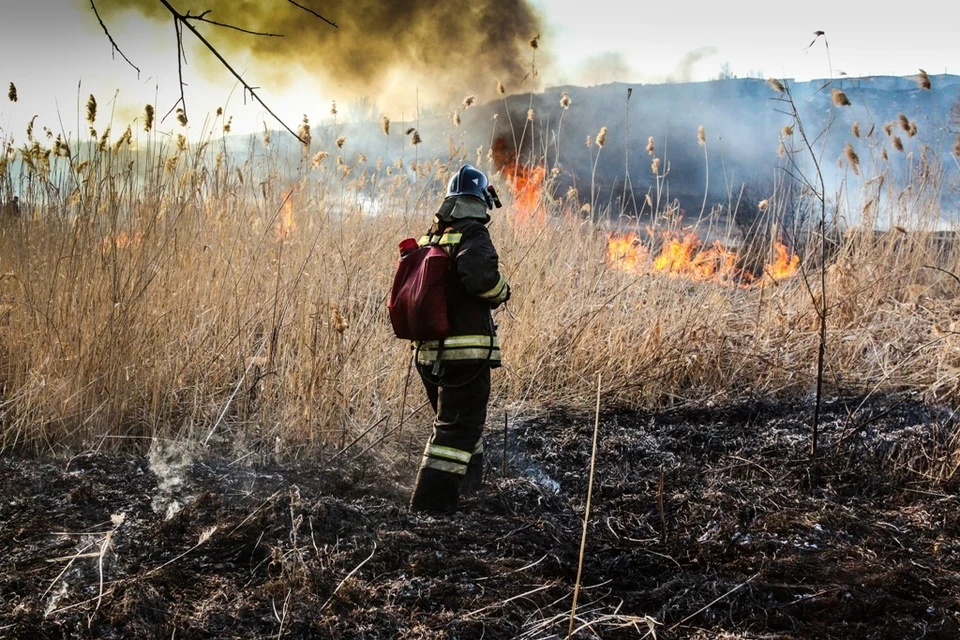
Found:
[89,0,141,77]
[667,572,760,632]
[924,264,960,286]
[568,373,603,639]
[319,543,376,611]
[183,11,284,37]
[286,0,338,27]
[463,583,555,619]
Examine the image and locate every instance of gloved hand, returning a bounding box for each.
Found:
[492,284,511,309]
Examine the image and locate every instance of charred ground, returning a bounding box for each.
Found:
[3,393,960,639]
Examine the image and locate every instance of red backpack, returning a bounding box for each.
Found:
[387,238,450,341]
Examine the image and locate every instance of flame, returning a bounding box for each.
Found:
[606,232,647,271]
[606,231,800,287]
[102,230,143,251]
[490,136,546,229]
[505,163,546,228]
[765,241,800,280]
[276,193,297,240]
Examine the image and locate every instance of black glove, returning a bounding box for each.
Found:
[492,284,511,309]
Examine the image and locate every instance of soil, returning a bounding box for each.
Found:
[3,393,960,639]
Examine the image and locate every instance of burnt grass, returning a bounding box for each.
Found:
[3,393,960,639]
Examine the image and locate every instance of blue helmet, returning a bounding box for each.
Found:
[446,164,495,209]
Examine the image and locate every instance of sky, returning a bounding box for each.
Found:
[0,0,956,142]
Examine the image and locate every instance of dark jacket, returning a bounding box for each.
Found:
[414,196,509,366]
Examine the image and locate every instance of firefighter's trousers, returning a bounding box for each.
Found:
[410,362,490,513]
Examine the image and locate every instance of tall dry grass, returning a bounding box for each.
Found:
[1,89,959,468]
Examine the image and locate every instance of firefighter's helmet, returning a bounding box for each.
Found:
[446,164,496,209]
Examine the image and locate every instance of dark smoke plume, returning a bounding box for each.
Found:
[96,0,543,110]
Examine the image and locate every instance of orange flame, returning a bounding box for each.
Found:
[765,241,800,280]
[276,193,296,240]
[504,163,546,228]
[101,230,143,251]
[606,232,647,271]
[606,231,800,287]
[490,136,546,229]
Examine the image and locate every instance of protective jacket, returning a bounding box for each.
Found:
[414,196,509,367]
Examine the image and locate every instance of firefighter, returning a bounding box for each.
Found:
[409,164,510,514]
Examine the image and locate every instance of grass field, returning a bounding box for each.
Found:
[1,82,959,474]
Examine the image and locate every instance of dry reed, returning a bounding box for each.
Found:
[1,95,958,470]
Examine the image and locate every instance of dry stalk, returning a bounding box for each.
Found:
[318,543,377,612]
[567,372,603,639]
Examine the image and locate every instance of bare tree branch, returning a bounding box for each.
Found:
[160,17,188,125]
[155,0,335,144]
[90,0,141,78]
[286,0,338,28]
[183,11,284,37]
[92,0,336,142]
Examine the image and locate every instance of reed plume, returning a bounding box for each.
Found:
[697,125,706,145]
[176,108,188,127]
[7,82,16,102]
[852,122,860,138]
[646,136,655,155]
[782,124,794,136]
[381,116,390,135]
[527,108,535,122]
[893,136,904,152]
[144,104,154,132]
[497,80,505,95]
[596,127,608,148]
[767,78,785,93]
[330,100,337,116]
[462,95,476,109]
[831,88,851,106]
[918,69,931,90]
[336,136,346,149]
[844,142,860,175]
[298,115,312,149]
[560,92,571,109]
[86,95,98,124]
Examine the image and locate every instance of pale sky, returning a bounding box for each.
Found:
[1,0,956,141]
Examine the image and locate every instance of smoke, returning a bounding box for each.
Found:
[569,52,637,86]
[96,0,543,112]
[669,46,718,83]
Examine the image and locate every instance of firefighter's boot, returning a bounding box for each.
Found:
[460,452,484,496]
[409,467,461,514]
